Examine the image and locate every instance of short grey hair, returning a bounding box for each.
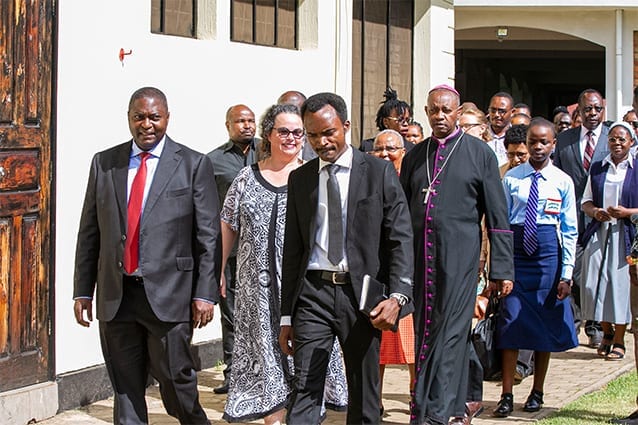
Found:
[374,129,404,147]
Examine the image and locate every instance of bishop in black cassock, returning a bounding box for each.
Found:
[400,85,515,425]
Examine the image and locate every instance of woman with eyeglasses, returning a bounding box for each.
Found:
[359,86,413,153]
[220,104,347,423]
[459,107,492,143]
[579,121,638,363]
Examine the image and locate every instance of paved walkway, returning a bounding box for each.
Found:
[40,333,635,424]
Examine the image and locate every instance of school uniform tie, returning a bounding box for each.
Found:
[583,130,595,171]
[326,164,344,265]
[123,152,150,274]
[523,171,541,256]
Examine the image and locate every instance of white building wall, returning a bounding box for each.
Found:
[54,0,348,375]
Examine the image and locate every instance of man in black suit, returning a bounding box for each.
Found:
[73,87,221,424]
[554,88,609,348]
[278,92,414,424]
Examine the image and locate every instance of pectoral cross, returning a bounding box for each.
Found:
[422,187,436,205]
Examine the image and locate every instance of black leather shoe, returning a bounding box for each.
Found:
[213,382,229,394]
[523,389,544,412]
[611,409,638,424]
[492,393,513,418]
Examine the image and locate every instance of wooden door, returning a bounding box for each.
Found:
[0,0,54,392]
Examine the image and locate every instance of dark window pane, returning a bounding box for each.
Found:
[164,0,193,37]
[151,0,162,33]
[150,0,195,38]
[232,0,254,43]
[231,0,297,49]
[277,0,296,49]
[256,0,275,46]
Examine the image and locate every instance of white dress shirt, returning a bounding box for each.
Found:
[307,145,353,272]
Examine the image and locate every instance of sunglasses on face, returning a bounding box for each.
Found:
[275,127,305,139]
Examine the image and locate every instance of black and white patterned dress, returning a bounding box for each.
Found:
[221,164,347,422]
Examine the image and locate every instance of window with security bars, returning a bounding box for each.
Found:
[231,0,298,49]
[151,0,196,38]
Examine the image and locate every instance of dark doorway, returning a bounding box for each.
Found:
[455,27,605,118]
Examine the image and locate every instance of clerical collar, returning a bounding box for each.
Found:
[432,127,461,145]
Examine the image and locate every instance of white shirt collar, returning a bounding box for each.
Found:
[130,135,166,159]
[602,154,633,168]
[318,144,353,172]
[579,124,602,141]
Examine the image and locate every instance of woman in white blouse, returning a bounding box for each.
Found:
[580,121,638,361]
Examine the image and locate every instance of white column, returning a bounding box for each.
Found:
[615,9,623,119]
[413,0,455,133]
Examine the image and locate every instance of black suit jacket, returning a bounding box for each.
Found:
[281,147,414,318]
[73,136,222,322]
[554,125,609,234]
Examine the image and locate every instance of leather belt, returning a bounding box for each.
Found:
[123,275,144,284]
[307,270,350,285]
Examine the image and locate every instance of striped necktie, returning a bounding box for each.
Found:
[523,171,541,256]
[583,131,595,171]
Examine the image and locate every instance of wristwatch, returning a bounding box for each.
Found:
[389,293,408,307]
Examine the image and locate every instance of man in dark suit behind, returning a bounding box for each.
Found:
[554,88,609,348]
[73,87,221,424]
[278,92,414,424]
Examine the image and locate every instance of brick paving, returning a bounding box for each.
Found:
[39,333,635,424]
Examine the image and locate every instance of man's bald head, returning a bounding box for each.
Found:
[225,104,256,144]
[277,91,307,110]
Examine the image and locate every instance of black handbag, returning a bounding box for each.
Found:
[471,296,501,381]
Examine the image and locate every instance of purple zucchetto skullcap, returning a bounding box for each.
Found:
[428,84,460,98]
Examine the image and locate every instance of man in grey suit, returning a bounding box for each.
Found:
[278,92,414,424]
[554,88,609,348]
[73,87,221,424]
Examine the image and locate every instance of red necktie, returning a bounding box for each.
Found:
[123,152,150,274]
[583,131,595,171]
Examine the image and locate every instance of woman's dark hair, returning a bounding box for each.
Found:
[375,87,411,131]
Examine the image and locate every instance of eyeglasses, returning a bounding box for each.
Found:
[386,116,412,126]
[488,107,510,115]
[628,121,638,129]
[372,146,402,153]
[506,152,529,159]
[582,106,604,113]
[275,127,305,139]
[461,123,481,130]
[608,137,628,144]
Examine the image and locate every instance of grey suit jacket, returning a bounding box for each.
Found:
[554,124,609,234]
[74,136,222,322]
[280,147,414,318]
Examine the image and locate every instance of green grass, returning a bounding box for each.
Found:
[538,371,638,424]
